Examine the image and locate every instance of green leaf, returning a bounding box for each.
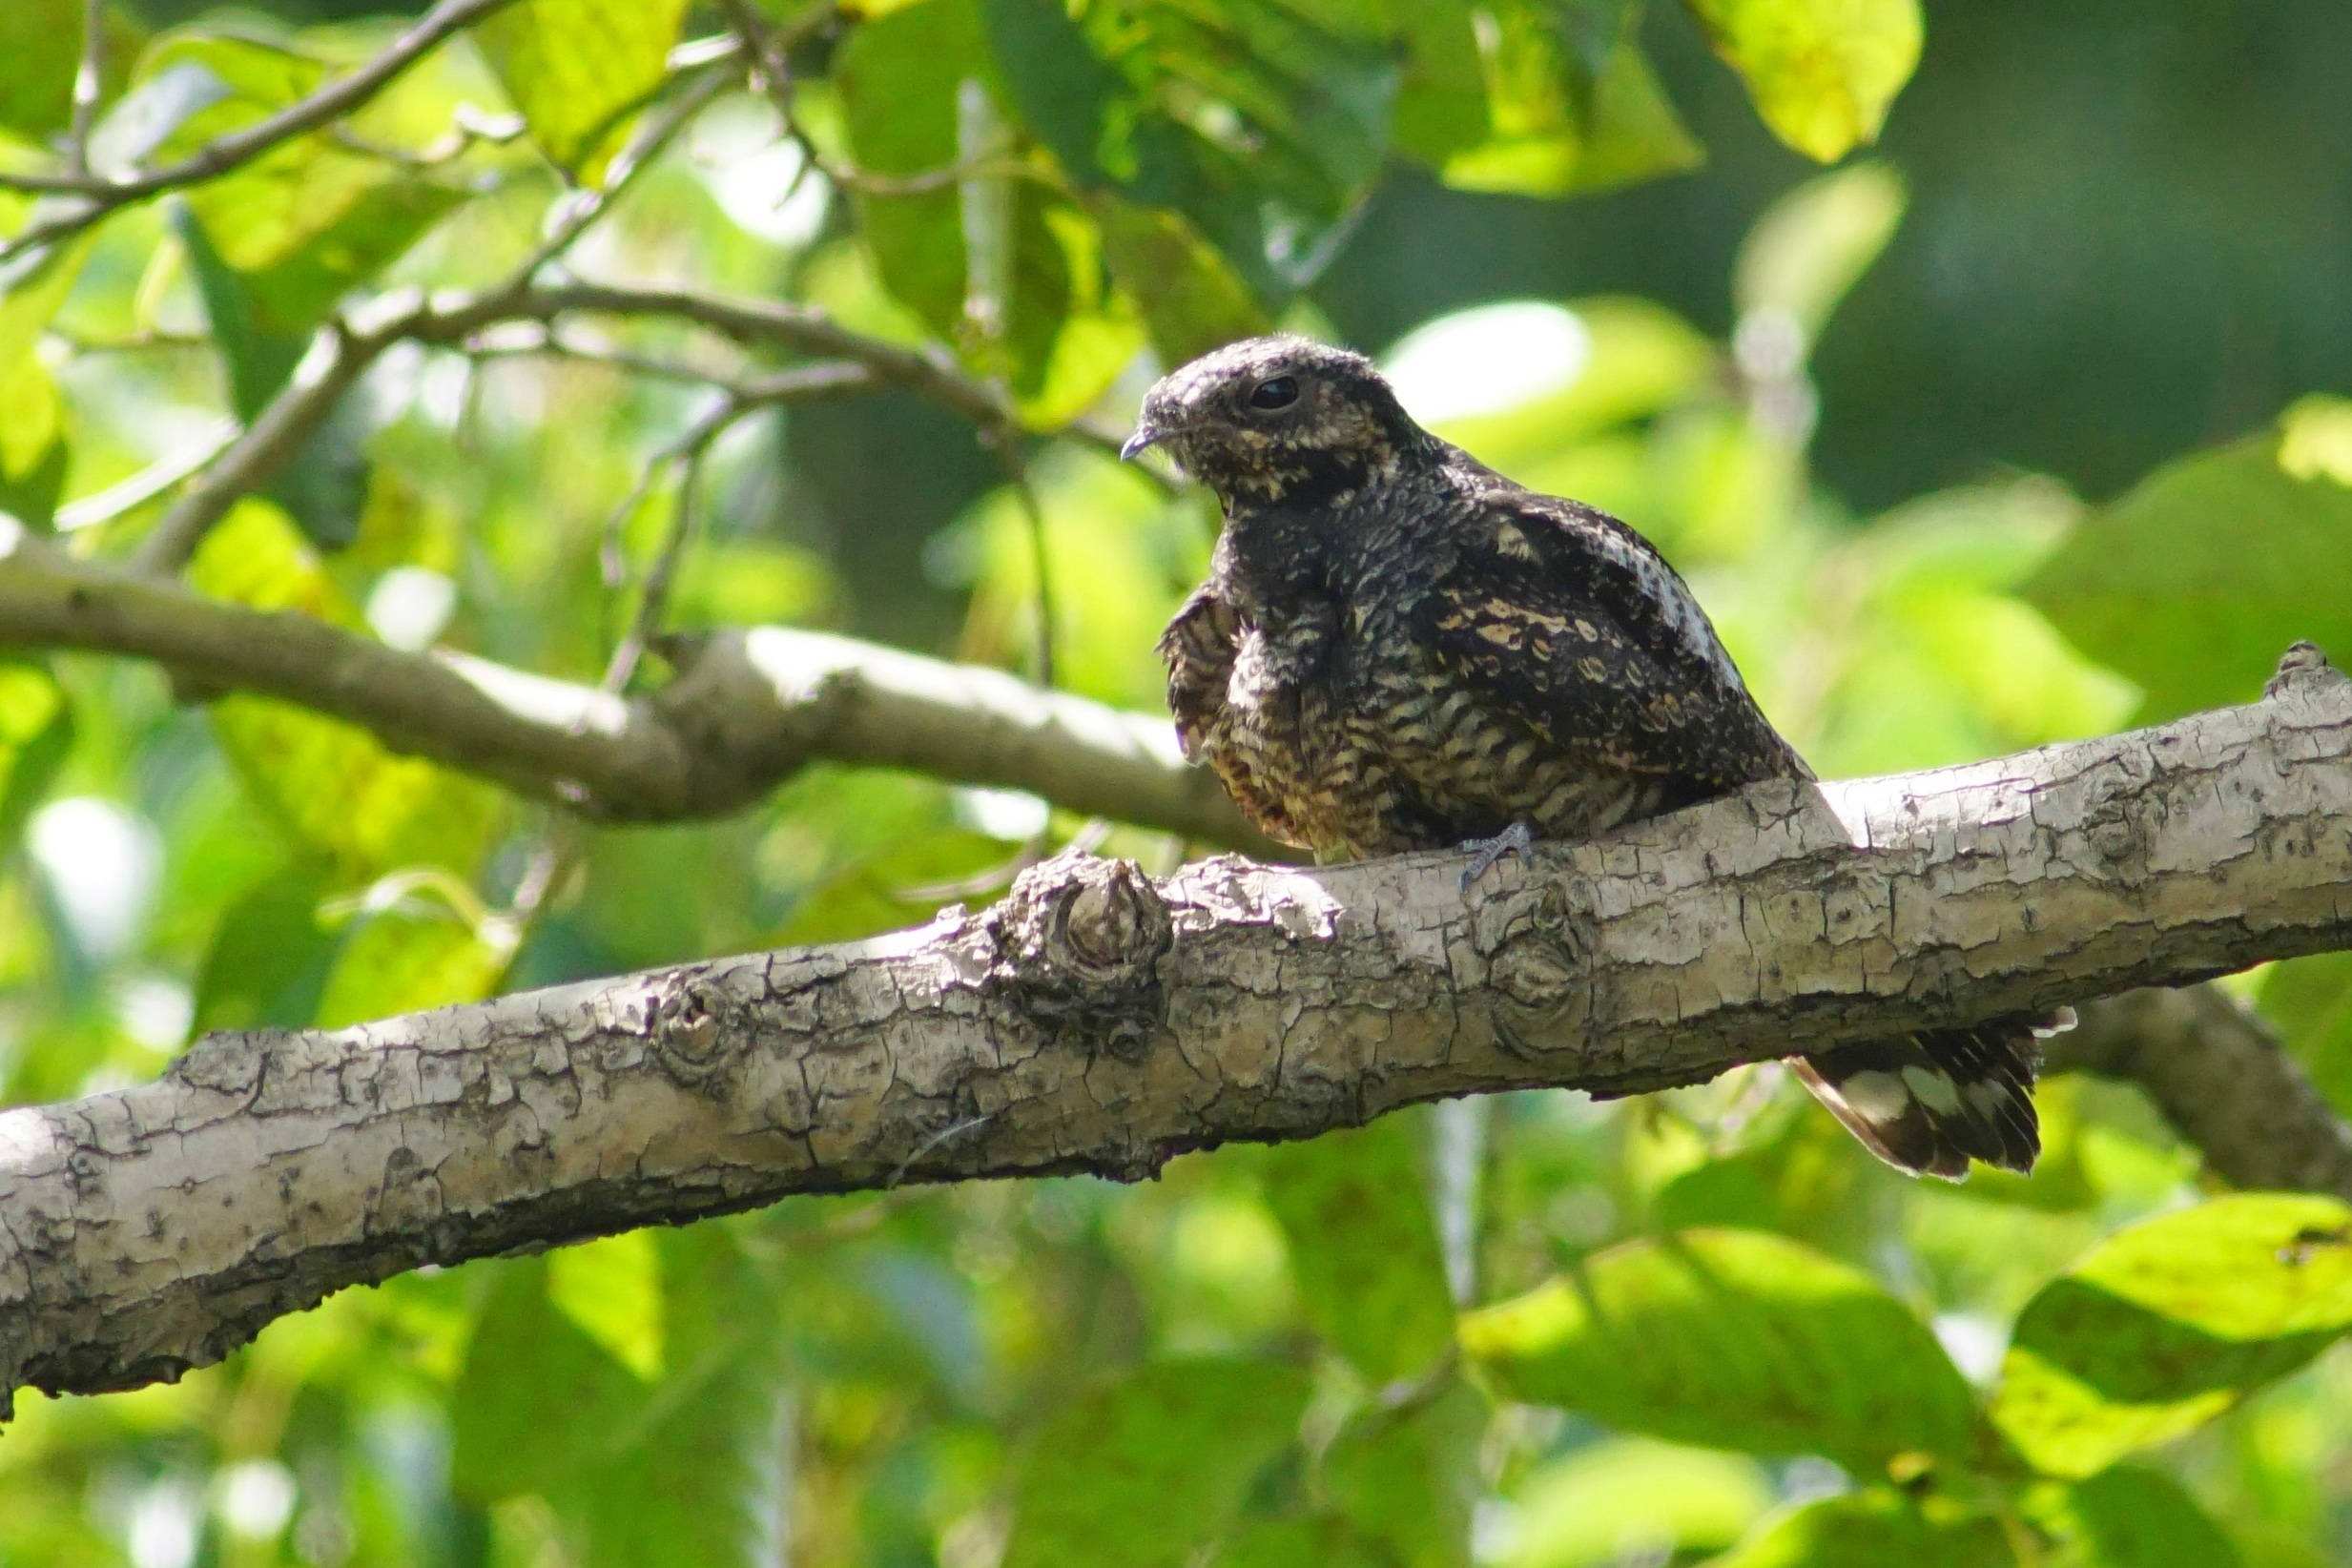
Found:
[1322,1376,1487,1568]
[1002,1359,1312,1568]
[456,1234,793,1567]
[0,659,70,851]
[1502,1438,1772,1568]
[0,0,136,138]
[2020,1466,2244,1568]
[1459,1229,1980,1470]
[1684,0,1922,162]
[1705,1491,2014,1568]
[2254,952,2352,1118]
[172,200,368,548]
[836,0,1141,423]
[1258,1117,1457,1384]
[978,0,1399,300]
[1733,161,1907,342]
[474,0,691,183]
[189,503,505,878]
[138,36,464,329]
[1990,1193,2352,1477]
[453,1256,650,1499]
[187,856,336,1033]
[313,885,511,1028]
[545,1230,666,1379]
[0,354,70,529]
[1093,196,1272,367]
[1417,1,1701,196]
[2026,399,2352,721]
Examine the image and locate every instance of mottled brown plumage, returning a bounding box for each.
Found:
[1131,335,2054,1179]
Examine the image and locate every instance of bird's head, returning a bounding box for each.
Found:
[1122,335,1428,506]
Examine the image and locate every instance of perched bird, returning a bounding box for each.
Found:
[1126,334,2056,1178]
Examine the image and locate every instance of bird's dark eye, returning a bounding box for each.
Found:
[1247,376,1300,411]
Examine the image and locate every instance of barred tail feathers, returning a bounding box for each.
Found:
[1791,1012,2072,1179]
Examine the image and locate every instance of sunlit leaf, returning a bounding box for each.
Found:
[2025,414,2352,722]
[1502,1437,1772,1568]
[1460,1228,1980,1470]
[1685,0,1922,162]
[1002,1359,1311,1568]
[0,354,68,528]
[455,1233,791,1567]
[1258,1117,1456,1384]
[1705,1490,2014,1568]
[136,36,463,326]
[1421,0,1701,196]
[453,1256,650,1498]
[2020,1465,2243,1568]
[313,891,511,1028]
[189,504,505,878]
[1387,297,1718,473]
[1990,1193,2352,1477]
[475,0,691,183]
[1094,196,1271,367]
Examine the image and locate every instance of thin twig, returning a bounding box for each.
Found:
[62,0,108,181]
[56,420,240,533]
[0,0,525,260]
[713,0,1029,199]
[516,59,732,280]
[1001,456,1058,690]
[600,361,878,691]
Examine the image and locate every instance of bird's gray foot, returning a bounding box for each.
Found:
[1457,821,1537,894]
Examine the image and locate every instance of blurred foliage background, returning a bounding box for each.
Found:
[5,0,2352,1564]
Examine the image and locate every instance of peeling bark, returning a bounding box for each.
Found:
[4,650,2350,1417]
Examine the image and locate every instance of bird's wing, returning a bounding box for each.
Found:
[1156,580,1310,847]
[1157,581,1240,761]
[1425,488,1802,792]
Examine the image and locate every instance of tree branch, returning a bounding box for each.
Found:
[2051,982,2352,1195]
[0,533,1277,852]
[5,649,2351,1417]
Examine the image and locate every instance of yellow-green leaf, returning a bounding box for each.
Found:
[1990,1193,2352,1477]
[1705,1490,2013,1568]
[475,0,691,182]
[1684,0,1922,162]
[1461,1228,1979,1470]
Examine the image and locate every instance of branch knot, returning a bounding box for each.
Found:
[991,851,1173,1058]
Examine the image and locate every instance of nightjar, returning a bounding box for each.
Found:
[1128,334,2057,1178]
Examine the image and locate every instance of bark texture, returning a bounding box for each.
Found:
[4,650,2351,1418]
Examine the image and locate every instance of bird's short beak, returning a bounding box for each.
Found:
[1120,422,1164,463]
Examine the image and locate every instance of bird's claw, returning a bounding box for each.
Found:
[1457,821,1537,894]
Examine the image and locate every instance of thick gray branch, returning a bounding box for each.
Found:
[5,655,2351,1417]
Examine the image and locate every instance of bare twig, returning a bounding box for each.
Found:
[596,362,877,691]
[715,0,1025,199]
[0,0,525,259]
[62,0,108,181]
